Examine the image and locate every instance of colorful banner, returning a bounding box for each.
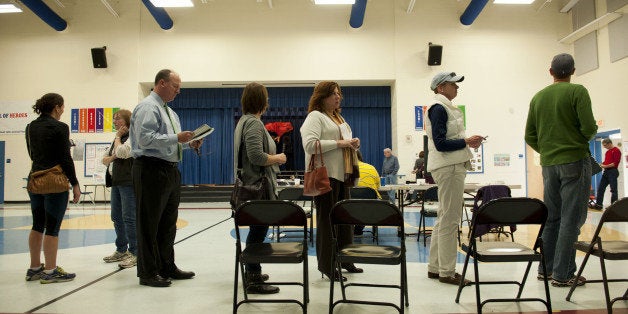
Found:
[87,108,95,133]
[79,109,87,133]
[71,109,79,133]
[96,108,104,133]
[414,106,424,130]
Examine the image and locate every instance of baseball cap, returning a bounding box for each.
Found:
[431,72,464,91]
[551,53,575,77]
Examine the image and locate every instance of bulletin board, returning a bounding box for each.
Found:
[84,142,110,177]
[468,144,484,174]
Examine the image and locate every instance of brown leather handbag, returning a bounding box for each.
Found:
[27,165,70,194]
[303,140,332,196]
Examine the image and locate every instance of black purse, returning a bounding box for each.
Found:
[230,120,271,210]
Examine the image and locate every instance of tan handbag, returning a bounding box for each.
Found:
[27,165,70,194]
[303,140,332,197]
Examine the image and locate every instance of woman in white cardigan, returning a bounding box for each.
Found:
[300,81,361,282]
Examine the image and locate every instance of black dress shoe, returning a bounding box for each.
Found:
[322,271,347,282]
[246,284,280,294]
[342,264,364,273]
[163,268,195,280]
[245,272,269,283]
[140,275,171,287]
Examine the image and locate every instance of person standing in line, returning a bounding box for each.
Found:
[591,138,621,210]
[525,53,597,287]
[300,81,362,281]
[130,69,203,287]
[234,82,286,294]
[382,148,399,204]
[411,151,425,200]
[102,109,137,269]
[425,72,483,285]
[353,150,382,236]
[25,93,81,284]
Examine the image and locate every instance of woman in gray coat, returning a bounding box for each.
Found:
[233,82,286,294]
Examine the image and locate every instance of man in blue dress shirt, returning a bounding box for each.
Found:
[130,69,203,287]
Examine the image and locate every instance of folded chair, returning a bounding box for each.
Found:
[233,200,309,313]
[455,197,551,314]
[329,199,409,313]
[566,197,628,313]
[349,187,381,243]
[417,186,438,247]
[277,187,314,245]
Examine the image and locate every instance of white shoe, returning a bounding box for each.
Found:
[118,254,137,269]
[103,251,130,263]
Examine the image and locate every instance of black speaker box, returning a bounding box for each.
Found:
[91,47,107,68]
[428,44,442,66]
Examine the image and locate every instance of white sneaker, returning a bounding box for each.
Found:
[118,254,137,269]
[103,251,130,263]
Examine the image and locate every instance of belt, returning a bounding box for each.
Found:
[137,156,178,167]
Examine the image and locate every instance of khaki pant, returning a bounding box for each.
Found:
[427,163,466,277]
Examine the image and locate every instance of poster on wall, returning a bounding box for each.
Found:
[415,106,424,130]
[468,144,484,173]
[0,100,34,133]
[493,153,511,167]
[84,142,110,177]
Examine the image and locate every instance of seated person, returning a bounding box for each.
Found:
[354,150,381,235]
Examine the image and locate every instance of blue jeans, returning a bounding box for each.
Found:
[385,174,398,203]
[596,168,619,206]
[110,185,137,255]
[538,157,590,282]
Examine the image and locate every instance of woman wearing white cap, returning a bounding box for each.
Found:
[424,72,484,285]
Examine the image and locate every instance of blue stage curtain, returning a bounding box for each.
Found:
[170,86,391,185]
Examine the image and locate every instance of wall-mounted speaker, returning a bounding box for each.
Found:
[91,47,107,68]
[427,44,442,66]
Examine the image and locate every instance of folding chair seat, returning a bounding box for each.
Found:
[470,185,514,242]
[233,200,309,313]
[277,187,314,245]
[349,187,381,243]
[455,197,552,314]
[329,199,409,313]
[417,186,438,247]
[566,197,628,313]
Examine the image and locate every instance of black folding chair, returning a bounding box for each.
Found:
[277,187,314,245]
[417,186,438,247]
[455,197,552,314]
[566,197,628,313]
[329,199,409,313]
[349,187,381,243]
[233,200,309,313]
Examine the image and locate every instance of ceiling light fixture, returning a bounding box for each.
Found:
[494,0,535,4]
[149,0,194,7]
[0,3,22,13]
[314,0,355,4]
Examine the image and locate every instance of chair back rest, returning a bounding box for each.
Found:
[601,197,628,223]
[234,200,307,227]
[330,199,403,227]
[277,187,312,201]
[473,197,547,226]
[472,185,511,211]
[349,187,379,199]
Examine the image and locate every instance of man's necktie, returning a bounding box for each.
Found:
[164,103,182,161]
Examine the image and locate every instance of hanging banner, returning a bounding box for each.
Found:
[415,106,424,130]
[0,100,34,134]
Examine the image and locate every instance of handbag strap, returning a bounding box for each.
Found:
[236,118,266,177]
[308,140,325,171]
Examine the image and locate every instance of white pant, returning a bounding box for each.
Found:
[427,163,466,277]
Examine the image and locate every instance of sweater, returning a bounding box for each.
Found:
[300,110,349,182]
[525,82,597,166]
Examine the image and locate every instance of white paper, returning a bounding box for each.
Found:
[187,124,214,143]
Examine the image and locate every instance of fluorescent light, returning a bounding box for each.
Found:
[149,0,194,7]
[314,0,356,4]
[0,3,22,13]
[494,0,535,4]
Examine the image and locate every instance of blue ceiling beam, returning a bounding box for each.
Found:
[349,0,367,29]
[141,0,174,30]
[21,0,67,31]
[460,0,489,26]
